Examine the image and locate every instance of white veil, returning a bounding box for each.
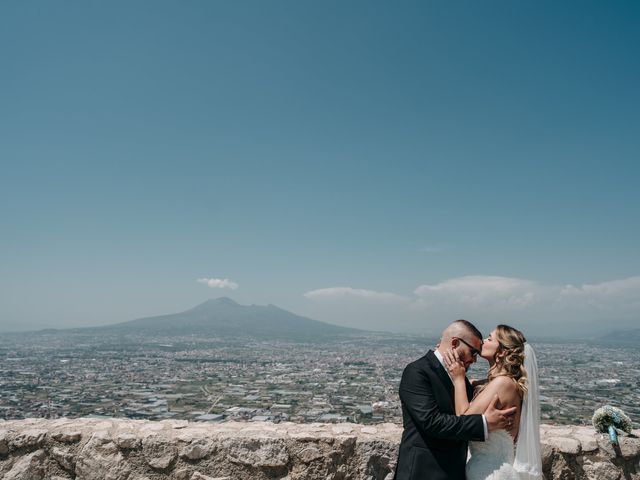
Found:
[513,343,543,479]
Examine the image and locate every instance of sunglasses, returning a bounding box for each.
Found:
[455,337,482,358]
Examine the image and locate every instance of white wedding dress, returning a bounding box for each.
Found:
[465,343,543,480]
[466,430,519,480]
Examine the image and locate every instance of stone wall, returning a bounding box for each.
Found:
[0,418,638,479]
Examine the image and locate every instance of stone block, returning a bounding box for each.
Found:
[142,434,178,469]
[618,435,640,459]
[546,436,581,454]
[175,467,192,479]
[179,439,214,460]
[51,430,82,443]
[297,445,324,463]
[3,449,45,480]
[574,434,598,452]
[191,473,231,480]
[114,432,141,449]
[163,419,189,429]
[75,435,131,480]
[547,453,575,480]
[582,459,621,480]
[11,428,48,449]
[224,437,290,467]
[51,446,75,471]
[331,425,354,434]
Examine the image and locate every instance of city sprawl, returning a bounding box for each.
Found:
[1,333,638,426]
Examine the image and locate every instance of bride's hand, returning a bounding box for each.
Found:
[443,348,466,381]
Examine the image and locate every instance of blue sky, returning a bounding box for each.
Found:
[1,1,639,336]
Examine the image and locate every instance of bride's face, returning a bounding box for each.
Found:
[481,329,501,362]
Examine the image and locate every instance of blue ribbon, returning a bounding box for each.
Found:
[608,425,619,445]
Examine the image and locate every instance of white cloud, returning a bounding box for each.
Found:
[304,287,407,303]
[414,275,539,309]
[556,276,640,311]
[559,276,640,298]
[302,275,640,335]
[197,277,239,290]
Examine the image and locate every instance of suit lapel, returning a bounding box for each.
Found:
[465,376,475,400]
[426,350,455,399]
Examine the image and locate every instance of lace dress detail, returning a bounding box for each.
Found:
[466,430,519,480]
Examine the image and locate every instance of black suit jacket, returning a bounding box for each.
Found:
[394,350,484,480]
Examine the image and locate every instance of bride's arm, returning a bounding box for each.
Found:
[444,351,516,416]
[442,350,472,415]
[461,376,515,414]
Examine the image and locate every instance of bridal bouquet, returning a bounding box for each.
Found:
[592,405,633,445]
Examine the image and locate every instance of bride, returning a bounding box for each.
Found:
[443,325,543,480]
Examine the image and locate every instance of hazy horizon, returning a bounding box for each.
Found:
[0,295,636,340]
[2,1,639,338]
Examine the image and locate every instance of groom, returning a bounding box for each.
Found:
[394,320,516,480]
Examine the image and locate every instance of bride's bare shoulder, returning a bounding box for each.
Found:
[485,375,518,396]
[488,375,516,387]
[487,375,520,404]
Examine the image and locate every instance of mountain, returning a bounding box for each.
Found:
[94,297,360,340]
[599,328,640,345]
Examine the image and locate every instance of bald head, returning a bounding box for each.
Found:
[440,319,482,346]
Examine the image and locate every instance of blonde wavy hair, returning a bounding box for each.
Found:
[476,324,528,398]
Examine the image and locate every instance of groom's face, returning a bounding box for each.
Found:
[454,336,483,370]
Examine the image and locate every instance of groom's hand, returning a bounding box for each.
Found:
[484,394,516,432]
